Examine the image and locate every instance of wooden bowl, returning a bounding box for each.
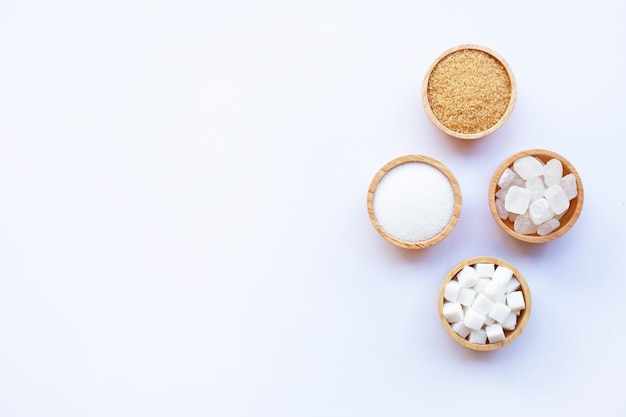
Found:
[422,44,517,140]
[367,155,462,249]
[489,149,584,243]
[438,256,532,351]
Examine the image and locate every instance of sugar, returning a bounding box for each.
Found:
[506,291,526,312]
[451,321,472,338]
[469,329,487,345]
[485,324,506,343]
[475,263,495,278]
[495,186,509,200]
[458,288,477,306]
[504,185,531,215]
[525,177,546,202]
[560,173,578,200]
[473,278,490,293]
[513,155,544,180]
[495,198,508,220]
[491,265,513,285]
[501,312,517,331]
[443,302,464,323]
[483,280,506,302]
[488,302,512,323]
[372,162,455,242]
[498,168,517,188]
[513,213,538,235]
[472,293,495,316]
[444,280,461,302]
[457,265,479,288]
[528,198,555,225]
[537,218,560,236]
[463,308,486,331]
[544,184,570,215]
[543,158,563,187]
[505,277,521,293]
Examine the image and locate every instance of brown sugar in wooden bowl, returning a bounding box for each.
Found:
[438,256,532,351]
[367,155,462,249]
[489,149,584,243]
[422,45,516,140]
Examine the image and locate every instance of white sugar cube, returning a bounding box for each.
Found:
[475,263,495,278]
[485,316,496,326]
[472,293,495,316]
[443,302,464,323]
[451,321,472,338]
[458,288,476,306]
[544,184,570,215]
[505,186,532,215]
[543,158,563,187]
[457,265,479,288]
[505,277,521,293]
[501,312,518,331]
[506,291,526,312]
[513,155,544,180]
[463,308,486,331]
[498,167,517,188]
[491,265,514,285]
[473,278,490,293]
[486,324,506,343]
[489,302,512,323]
[529,198,555,225]
[483,281,506,302]
[525,177,546,202]
[514,213,538,235]
[469,329,487,345]
[495,198,508,220]
[444,280,461,302]
[537,218,560,236]
[560,173,578,200]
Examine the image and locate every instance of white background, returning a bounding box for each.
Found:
[1,1,625,416]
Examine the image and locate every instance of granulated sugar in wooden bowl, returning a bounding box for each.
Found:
[367,155,462,249]
[422,44,516,140]
[439,256,531,351]
[489,149,584,243]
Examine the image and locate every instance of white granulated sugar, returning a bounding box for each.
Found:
[373,162,455,242]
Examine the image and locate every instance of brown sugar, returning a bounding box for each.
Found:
[427,49,512,135]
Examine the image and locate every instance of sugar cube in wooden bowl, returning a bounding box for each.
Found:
[439,256,531,351]
[489,149,584,243]
[422,44,517,140]
[367,155,462,249]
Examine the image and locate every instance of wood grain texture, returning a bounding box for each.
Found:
[438,256,532,352]
[488,149,584,243]
[367,155,462,249]
[421,44,517,140]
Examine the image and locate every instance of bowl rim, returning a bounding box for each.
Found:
[438,256,532,351]
[488,148,584,243]
[367,154,462,249]
[421,44,517,140]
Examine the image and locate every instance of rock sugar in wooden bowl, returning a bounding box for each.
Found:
[439,256,531,351]
[367,155,462,249]
[489,149,584,243]
[422,45,516,140]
